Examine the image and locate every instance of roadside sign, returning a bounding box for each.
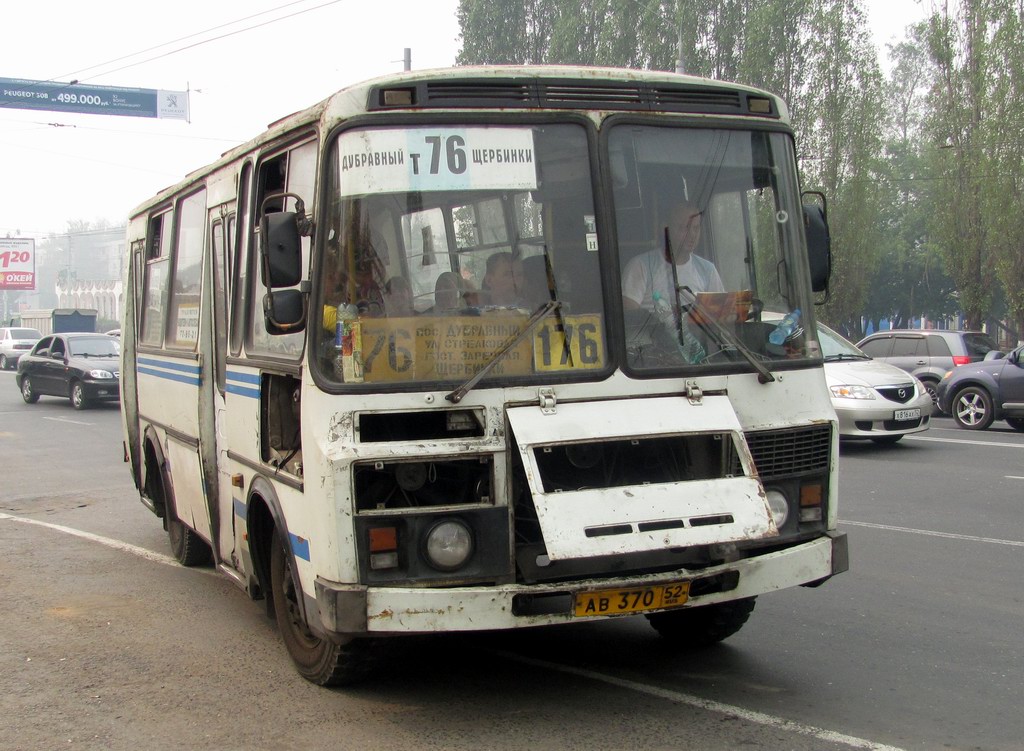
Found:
[0,237,35,290]
[0,77,188,120]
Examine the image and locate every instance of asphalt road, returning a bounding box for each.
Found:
[0,371,1021,751]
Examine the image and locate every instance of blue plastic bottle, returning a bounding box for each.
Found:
[769,308,801,345]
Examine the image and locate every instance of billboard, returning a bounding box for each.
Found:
[0,237,36,290]
[0,78,188,120]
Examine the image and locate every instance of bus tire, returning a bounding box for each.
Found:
[270,530,376,686]
[157,466,212,567]
[646,597,756,648]
[167,509,212,567]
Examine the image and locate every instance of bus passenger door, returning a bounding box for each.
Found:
[206,210,239,567]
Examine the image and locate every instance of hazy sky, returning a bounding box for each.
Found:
[0,0,926,238]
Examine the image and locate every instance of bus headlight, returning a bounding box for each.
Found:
[765,489,789,528]
[423,519,474,571]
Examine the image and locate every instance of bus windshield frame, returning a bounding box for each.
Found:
[313,118,608,390]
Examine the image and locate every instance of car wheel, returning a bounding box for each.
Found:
[1006,417,1024,433]
[952,386,994,430]
[20,376,39,404]
[646,597,757,649]
[270,529,377,685]
[70,381,90,410]
[921,379,940,410]
[0,354,8,370]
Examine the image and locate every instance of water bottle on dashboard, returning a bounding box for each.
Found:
[769,308,801,346]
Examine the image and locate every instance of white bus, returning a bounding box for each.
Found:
[122,65,846,685]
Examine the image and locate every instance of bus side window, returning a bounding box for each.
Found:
[140,210,173,347]
[230,162,252,357]
[251,139,316,355]
[168,189,207,349]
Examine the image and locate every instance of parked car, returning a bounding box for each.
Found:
[855,329,998,407]
[934,344,1024,431]
[819,323,933,444]
[15,332,121,409]
[0,327,43,370]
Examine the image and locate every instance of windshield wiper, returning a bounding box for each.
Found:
[677,286,776,384]
[825,353,868,361]
[445,300,561,404]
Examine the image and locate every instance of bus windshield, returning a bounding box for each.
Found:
[315,122,605,387]
[611,124,818,372]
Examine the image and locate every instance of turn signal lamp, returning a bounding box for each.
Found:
[369,526,399,570]
[799,483,824,522]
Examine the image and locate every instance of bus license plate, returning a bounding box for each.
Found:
[574,582,690,617]
[894,408,921,421]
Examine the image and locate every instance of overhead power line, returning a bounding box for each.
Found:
[50,0,321,84]
[66,0,345,85]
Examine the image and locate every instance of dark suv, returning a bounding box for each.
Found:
[935,345,1024,431]
[856,329,998,406]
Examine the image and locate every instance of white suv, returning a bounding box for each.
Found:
[0,327,43,370]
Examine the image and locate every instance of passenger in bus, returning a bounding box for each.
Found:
[621,199,724,311]
[481,252,526,307]
[431,272,465,313]
[384,276,415,317]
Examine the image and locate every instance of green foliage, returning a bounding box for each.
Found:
[456,0,1023,339]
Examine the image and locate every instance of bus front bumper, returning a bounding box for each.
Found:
[314,532,847,637]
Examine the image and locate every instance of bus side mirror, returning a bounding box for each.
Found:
[260,212,303,289]
[264,286,308,335]
[802,192,831,294]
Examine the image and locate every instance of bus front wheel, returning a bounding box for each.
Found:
[646,597,756,648]
[270,530,376,686]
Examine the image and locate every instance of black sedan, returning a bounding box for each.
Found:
[935,344,1024,431]
[16,332,121,410]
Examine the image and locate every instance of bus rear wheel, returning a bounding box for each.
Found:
[646,597,756,648]
[167,512,212,567]
[270,530,376,686]
[150,456,212,567]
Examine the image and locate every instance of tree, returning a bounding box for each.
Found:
[456,0,887,330]
[921,2,998,331]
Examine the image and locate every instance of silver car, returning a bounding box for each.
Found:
[820,323,933,444]
[855,329,998,406]
[0,327,43,370]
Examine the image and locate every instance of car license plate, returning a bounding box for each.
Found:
[893,408,921,421]
[574,581,690,617]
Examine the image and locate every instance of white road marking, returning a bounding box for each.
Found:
[489,650,906,751]
[0,511,218,576]
[42,416,93,426]
[904,435,1024,449]
[1006,476,1024,480]
[3,510,908,748]
[841,520,1024,547]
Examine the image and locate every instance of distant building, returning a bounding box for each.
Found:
[57,278,122,323]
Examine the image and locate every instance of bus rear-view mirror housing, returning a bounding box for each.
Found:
[802,191,831,294]
[260,211,303,288]
[264,288,307,335]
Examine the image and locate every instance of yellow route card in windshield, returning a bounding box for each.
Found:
[357,312,604,383]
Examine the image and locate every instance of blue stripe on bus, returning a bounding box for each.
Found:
[138,366,201,387]
[233,498,247,520]
[290,533,311,561]
[138,357,201,375]
[226,370,261,385]
[226,382,261,399]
